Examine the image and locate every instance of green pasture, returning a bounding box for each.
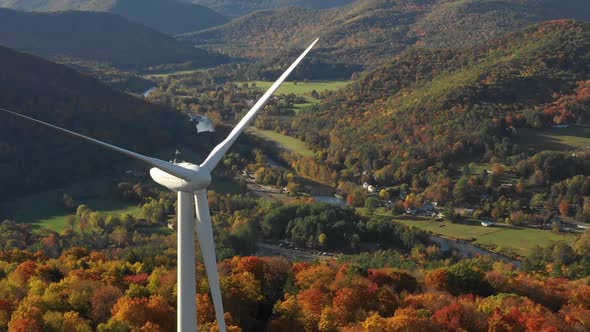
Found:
[243,80,350,96]
[209,177,246,195]
[514,126,590,152]
[391,216,576,258]
[249,128,314,157]
[144,67,211,78]
[13,178,141,232]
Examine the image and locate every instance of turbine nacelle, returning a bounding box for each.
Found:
[149,163,212,192]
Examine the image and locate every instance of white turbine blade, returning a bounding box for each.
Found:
[0,107,195,181]
[177,191,197,332]
[201,38,319,171]
[194,189,227,332]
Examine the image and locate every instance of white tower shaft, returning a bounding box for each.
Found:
[177,191,197,332]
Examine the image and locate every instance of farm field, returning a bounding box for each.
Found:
[249,128,315,157]
[390,216,576,258]
[143,67,212,78]
[241,80,352,156]
[12,178,142,232]
[10,171,247,232]
[243,80,351,96]
[514,126,590,152]
[209,177,246,195]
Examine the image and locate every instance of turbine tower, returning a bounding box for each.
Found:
[0,38,319,332]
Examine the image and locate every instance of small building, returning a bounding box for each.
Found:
[481,220,495,227]
[405,208,417,215]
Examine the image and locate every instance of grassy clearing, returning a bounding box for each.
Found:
[240,80,348,156]
[14,177,244,232]
[143,68,210,78]
[474,227,573,258]
[243,80,350,96]
[293,96,320,112]
[390,216,576,258]
[249,128,314,158]
[12,178,142,232]
[466,163,491,175]
[514,126,590,152]
[393,217,501,240]
[209,178,246,195]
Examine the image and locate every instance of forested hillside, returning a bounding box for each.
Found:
[291,20,590,184]
[181,0,590,68]
[188,0,355,17]
[413,0,590,48]
[180,0,421,65]
[0,9,227,70]
[0,189,589,331]
[0,0,228,34]
[0,46,198,198]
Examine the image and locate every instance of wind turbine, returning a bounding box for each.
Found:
[0,38,319,332]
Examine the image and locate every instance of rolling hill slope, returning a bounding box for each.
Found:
[0,0,228,34]
[0,46,197,198]
[0,8,227,70]
[187,0,355,18]
[290,20,590,182]
[180,0,590,68]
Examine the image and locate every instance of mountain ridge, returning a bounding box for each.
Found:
[290,19,590,183]
[0,8,227,70]
[187,0,356,17]
[0,0,228,34]
[0,45,196,198]
[181,0,590,69]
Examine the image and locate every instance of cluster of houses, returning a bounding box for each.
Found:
[404,201,445,220]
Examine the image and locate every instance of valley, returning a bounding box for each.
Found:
[1,1,590,331]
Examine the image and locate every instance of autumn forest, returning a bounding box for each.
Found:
[1,0,590,331]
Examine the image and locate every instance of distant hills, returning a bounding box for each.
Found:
[0,45,195,198]
[0,8,227,70]
[187,0,355,18]
[413,0,590,49]
[181,0,590,68]
[0,0,228,34]
[291,20,590,181]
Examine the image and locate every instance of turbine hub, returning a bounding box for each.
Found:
[149,162,211,192]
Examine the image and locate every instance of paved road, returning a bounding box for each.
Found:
[256,243,331,262]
